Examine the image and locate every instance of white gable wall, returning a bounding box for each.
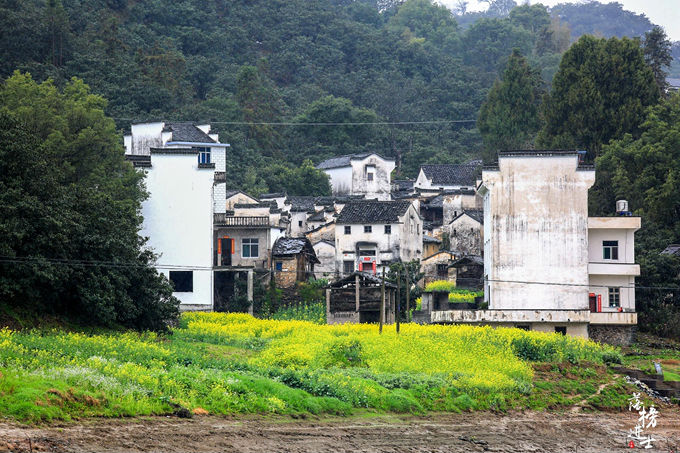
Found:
[141,152,215,308]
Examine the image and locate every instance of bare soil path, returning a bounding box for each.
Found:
[1,409,679,453]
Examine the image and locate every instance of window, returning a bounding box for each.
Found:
[608,287,620,307]
[367,172,374,181]
[242,238,259,258]
[364,225,372,233]
[275,261,283,272]
[603,240,619,260]
[436,264,448,277]
[516,325,530,331]
[384,225,391,234]
[554,326,567,335]
[453,229,457,237]
[298,220,303,227]
[343,260,354,274]
[169,271,193,292]
[365,164,375,181]
[344,226,351,234]
[197,147,210,164]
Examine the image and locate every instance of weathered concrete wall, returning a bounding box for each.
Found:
[447,214,482,256]
[326,166,353,196]
[289,211,309,237]
[442,193,481,225]
[588,324,637,346]
[128,122,164,155]
[349,155,395,201]
[226,193,259,210]
[398,203,423,262]
[312,241,336,279]
[482,155,595,311]
[306,222,335,244]
[420,252,456,286]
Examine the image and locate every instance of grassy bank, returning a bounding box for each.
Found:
[0,313,635,422]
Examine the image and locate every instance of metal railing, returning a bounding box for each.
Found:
[213,214,270,227]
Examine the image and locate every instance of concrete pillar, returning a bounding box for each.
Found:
[326,289,331,324]
[355,274,360,313]
[247,270,254,315]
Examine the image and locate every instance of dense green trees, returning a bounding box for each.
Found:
[643,26,673,96]
[538,35,659,159]
[477,49,544,162]
[0,72,179,330]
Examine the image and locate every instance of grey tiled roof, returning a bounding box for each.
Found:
[259,192,286,199]
[661,244,680,256]
[308,211,327,222]
[316,152,393,170]
[420,163,481,186]
[272,237,320,263]
[336,200,412,224]
[163,122,216,144]
[451,209,484,225]
[286,196,316,212]
[423,234,441,244]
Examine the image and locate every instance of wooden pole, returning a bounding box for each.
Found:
[355,274,360,318]
[405,265,410,323]
[396,268,401,334]
[380,270,385,334]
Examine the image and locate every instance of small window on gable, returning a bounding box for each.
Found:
[298,220,303,227]
[364,225,372,233]
[169,271,193,292]
[344,225,351,234]
[384,225,391,234]
[197,147,211,164]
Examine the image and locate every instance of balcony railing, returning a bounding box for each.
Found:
[214,214,270,227]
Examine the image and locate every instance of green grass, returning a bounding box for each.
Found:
[0,314,634,423]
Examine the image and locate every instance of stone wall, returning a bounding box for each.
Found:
[588,324,637,346]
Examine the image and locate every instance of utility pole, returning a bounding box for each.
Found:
[405,264,410,323]
[380,270,385,334]
[396,267,401,334]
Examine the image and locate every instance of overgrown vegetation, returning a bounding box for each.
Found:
[424,280,483,303]
[0,313,628,422]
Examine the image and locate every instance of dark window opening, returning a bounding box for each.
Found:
[343,260,354,274]
[516,325,530,331]
[344,226,351,234]
[384,225,391,234]
[436,264,448,277]
[554,326,567,335]
[197,147,210,164]
[275,261,283,271]
[364,225,372,233]
[603,240,619,260]
[298,220,303,227]
[169,271,193,292]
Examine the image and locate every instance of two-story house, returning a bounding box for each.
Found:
[414,161,481,192]
[316,153,395,201]
[335,200,422,275]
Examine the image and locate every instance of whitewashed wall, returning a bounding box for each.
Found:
[141,152,215,308]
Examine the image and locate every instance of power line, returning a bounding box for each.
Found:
[114,119,477,126]
[0,256,677,291]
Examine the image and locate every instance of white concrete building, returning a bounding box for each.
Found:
[335,200,422,275]
[125,122,230,310]
[316,153,395,201]
[130,149,216,310]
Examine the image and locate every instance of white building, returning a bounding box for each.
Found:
[316,153,395,201]
[125,122,229,310]
[335,200,422,275]
[423,150,640,344]
[414,162,481,191]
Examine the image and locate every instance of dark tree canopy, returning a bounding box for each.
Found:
[477,49,544,163]
[643,26,673,96]
[0,72,179,331]
[538,35,659,159]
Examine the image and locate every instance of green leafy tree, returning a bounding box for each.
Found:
[0,72,179,331]
[477,49,544,162]
[538,35,659,159]
[642,26,672,97]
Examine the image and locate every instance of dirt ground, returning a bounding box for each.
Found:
[1,409,680,453]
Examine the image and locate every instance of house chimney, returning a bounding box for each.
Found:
[616,200,630,216]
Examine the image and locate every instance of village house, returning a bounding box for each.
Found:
[417,150,640,345]
[271,237,320,288]
[414,162,481,191]
[312,240,337,279]
[420,250,457,285]
[124,122,229,310]
[335,200,422,275]
[225,190,259,211]
[446,209,483,256]
[316,153,395,201]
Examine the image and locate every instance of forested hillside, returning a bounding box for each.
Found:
[1,0,572,191]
